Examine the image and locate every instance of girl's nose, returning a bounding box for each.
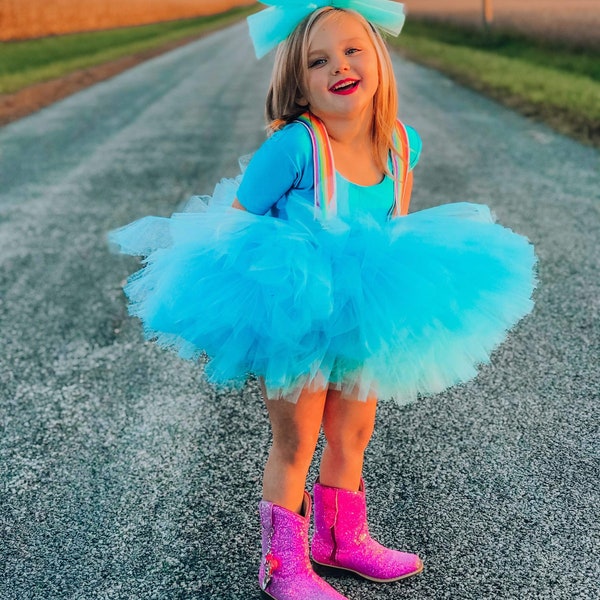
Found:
[332,56,350,74]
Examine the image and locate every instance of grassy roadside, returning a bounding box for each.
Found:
[0,5,256,95]
[390,20,600,146]
[1,8,599,147]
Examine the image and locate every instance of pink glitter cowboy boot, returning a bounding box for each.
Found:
[311,479,423,582]
[259,491,348,599]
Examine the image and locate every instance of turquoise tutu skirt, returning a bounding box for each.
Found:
[109,176,537,404]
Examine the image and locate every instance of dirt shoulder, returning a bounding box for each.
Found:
[0,31,212,127]
[2,19,598,148]
[393,46,599,148]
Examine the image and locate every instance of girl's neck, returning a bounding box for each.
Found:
[314,109,382,186]
[316,109,373,148]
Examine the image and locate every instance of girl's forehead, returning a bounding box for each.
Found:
[308,12,372,47]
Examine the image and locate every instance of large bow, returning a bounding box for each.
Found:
[247,0,406,59]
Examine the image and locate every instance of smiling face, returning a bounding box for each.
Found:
[301,10,380,125]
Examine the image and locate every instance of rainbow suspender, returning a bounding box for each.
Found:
[391,119,412,218]
[295,112,412,219]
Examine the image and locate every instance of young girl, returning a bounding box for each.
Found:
[110,2,536,599]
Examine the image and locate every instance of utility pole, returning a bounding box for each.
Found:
[482,0,494,32]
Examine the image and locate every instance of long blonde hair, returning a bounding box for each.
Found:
[265,7,399,175]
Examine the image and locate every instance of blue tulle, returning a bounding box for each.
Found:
[109,176,536,404]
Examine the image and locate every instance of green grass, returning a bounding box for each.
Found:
[2,9,599,144]
[0,5,256,95]
[390,19,600,145]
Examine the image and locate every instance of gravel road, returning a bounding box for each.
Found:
[1,20,599,600]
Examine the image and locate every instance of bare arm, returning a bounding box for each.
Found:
[232,198,247,211]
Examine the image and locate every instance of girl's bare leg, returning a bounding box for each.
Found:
[261,383,328,513]
[313,390,423,582]
[319,388,378,491]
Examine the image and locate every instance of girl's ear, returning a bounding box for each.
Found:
[296,96,309,107]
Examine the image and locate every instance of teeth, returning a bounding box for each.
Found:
[333,81,356,91]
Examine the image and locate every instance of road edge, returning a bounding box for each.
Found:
[0,25,236,127]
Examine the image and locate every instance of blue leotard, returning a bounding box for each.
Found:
[237,121,421,221]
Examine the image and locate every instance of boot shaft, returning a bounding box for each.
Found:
[312,479,369,552]
[259,493,312,590]
[258,492,349,599]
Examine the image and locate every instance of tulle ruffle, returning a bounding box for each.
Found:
[109,176,537,404]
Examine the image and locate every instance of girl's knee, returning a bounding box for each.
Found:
[322,390,377,456]
[324,421,375,456]
[265,385,327,469]
[271,428,319,469]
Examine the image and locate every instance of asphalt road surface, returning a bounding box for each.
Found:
[1,20,599,600]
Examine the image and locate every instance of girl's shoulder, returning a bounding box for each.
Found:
[246,121,314,175]
[256,120,314,175]
[265,121,313,153]
[263,121,312,169]
[402,123,422,170]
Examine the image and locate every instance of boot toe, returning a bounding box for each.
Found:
[353,547,423,582]
[379,549,423,581]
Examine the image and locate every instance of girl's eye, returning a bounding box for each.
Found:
[309,58,326,68]
[346,48,361,55]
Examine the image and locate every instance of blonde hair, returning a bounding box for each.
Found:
[265,7,399,175]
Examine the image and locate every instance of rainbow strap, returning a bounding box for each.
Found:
[296,113,337,219]
[391,120,411,218]
[296,112,412,219]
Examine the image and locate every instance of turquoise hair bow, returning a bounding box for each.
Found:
[247,0,406,59]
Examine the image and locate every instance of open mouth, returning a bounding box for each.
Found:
[329,79,360,95]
